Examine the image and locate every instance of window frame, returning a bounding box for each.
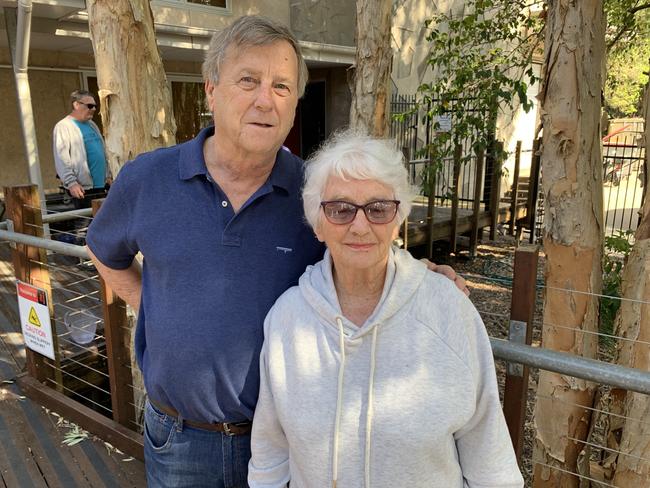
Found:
[151,0,231,15]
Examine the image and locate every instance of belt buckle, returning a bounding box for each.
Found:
[222,422,235,436]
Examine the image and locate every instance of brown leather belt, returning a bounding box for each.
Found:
[149,400,252,436]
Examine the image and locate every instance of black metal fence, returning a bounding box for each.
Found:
[602,132,646,237]
[389,93,496,211]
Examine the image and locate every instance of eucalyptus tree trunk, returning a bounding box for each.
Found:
[348,0,392,137]
[87,0,176,428]
[608,63,650,486]
[87,0,176,179]
[532,2,605,486]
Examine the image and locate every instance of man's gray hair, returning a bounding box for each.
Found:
[70,89,95,105]
[202,15,308,97]
[302,130,414,230]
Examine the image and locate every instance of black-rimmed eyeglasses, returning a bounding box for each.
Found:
[78,102,97,109]
[320,200,400,225]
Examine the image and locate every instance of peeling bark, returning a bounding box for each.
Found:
[87,0,176,427]
[532,1,605,486]
[609,60,650,486]
[348,0,392,137]
[87,0,176,178]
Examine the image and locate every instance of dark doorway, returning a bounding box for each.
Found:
[299,81,327,159]
[283,105,301,155]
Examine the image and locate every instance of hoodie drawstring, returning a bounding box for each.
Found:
[332,317,346,488]
[332,318,379,488]
[364,326,378,488]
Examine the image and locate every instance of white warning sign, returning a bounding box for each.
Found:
[16,281,55,360]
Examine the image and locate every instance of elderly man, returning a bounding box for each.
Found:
[87,15,464,488]
[53,90,110,208]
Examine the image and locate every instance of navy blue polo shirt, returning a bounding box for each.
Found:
[87,127,324,423]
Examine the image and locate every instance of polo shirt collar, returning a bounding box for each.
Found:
[267,148,294,193]
[178,126,295,193]
[179,126,213,181]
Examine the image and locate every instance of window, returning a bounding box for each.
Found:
[153,0,228,9]
[171,81,212,143]
[86,75,211,144]
[187,0,226,6]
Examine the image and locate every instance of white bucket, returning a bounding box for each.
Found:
[64,310,98,345]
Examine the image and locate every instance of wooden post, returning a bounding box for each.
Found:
[509,141,522,236]
[527,138,542,244]
[502,245,539,462]
[489,141,504,240]
[470,149,486,257]
[450,145,462,254]
[4,185,62,389]
[91,200,136,429]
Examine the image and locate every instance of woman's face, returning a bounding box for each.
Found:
[315,176,400,276]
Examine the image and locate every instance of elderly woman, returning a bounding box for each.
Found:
[247,131,523,488]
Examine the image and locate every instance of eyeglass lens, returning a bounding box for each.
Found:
[321,200,399,224]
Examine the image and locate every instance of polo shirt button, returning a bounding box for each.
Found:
[221,201,228,207]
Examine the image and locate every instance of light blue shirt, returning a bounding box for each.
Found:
[73,119,106,188]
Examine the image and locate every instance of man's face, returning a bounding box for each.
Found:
[72,96,97,122]
[205,41,299,160]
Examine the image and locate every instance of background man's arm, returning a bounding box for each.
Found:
[87,247,142,311]
[53,123,81,191]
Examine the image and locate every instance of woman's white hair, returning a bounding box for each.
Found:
[302,130,414,230]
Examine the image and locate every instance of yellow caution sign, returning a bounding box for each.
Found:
[28,306,42,327]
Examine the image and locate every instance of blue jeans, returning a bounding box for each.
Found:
[144,400,251,487]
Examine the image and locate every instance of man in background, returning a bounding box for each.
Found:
[53,89,111,209]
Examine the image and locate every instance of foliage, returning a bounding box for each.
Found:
[604,0,650,117]
[395,0,543,186]
[600,230,635,349]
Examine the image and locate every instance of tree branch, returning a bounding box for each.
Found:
[607,2,650,51]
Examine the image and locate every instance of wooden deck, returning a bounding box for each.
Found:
[0,242,146,487]
[405,200,529,248]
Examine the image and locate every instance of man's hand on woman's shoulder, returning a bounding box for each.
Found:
[421,259,470,296]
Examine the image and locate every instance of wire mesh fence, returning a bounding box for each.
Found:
[464,246,650,487]
[1,192,147,459]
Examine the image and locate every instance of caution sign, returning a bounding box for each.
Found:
[29,307,42,327]
[16,281,55,360]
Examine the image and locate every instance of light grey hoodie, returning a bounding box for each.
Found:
[249,247,523,488]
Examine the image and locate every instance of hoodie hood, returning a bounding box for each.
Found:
[298,246,428,338]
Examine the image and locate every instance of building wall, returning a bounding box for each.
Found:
[391,0,540,194]
[290,0,355,47]
[152,0,290,31]
[0,47,98,192]
[0,1,353,193]
[0,47,202,192]
[391,0,461,95]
